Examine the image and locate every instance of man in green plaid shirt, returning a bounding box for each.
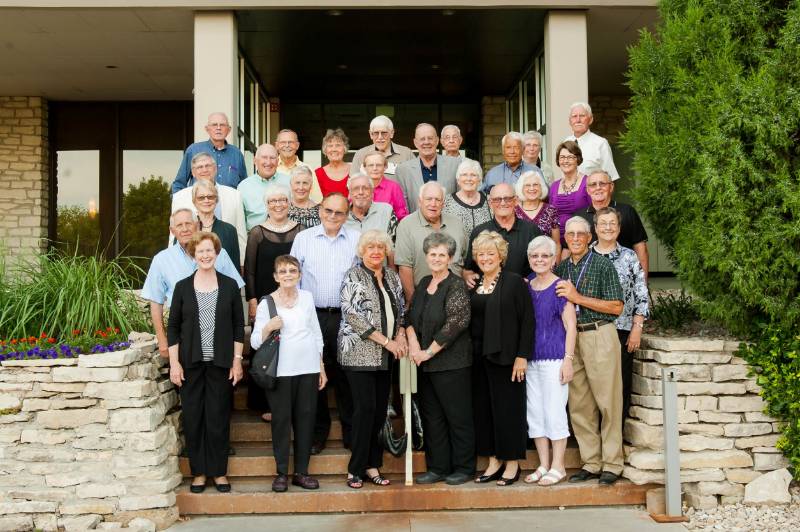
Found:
[554,216,624,486]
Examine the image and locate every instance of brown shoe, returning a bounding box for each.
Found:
[272,474,288,492]
[292,473,319,490]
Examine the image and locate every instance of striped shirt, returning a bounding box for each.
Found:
[290,224,359,308]
[196,288,218,361]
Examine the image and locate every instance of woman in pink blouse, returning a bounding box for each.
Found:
[363,152,409,220]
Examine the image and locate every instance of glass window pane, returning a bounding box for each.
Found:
[56,150,100,256]
[525,69,537,132]
[508,88,521,132]
[120,150,182,279]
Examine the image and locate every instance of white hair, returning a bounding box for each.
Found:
[289,164,313,180]
[369,115,394,132]
[347,173,373,191]
[565,216,591,234]
[527,235,557,257]
[418,181,446,200]
[523,130,543,144]
[501,131,524,148]
[263,183,292,204]
[569,102,593,117]
[456,159,483,182]
[514,170,549,202]
[441,124,461,137]
[169,208,197,226]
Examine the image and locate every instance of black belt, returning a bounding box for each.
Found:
[316,307,341,313]
[576,320,611,332]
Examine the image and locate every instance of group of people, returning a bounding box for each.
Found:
[142,102,650,495]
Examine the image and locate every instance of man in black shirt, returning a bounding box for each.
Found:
[575,170,649,279]
[462,183,543,288]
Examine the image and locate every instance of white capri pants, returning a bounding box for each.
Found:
[526,359,570,440]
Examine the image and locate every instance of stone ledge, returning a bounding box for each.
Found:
[2,358,78,367]
[79,349,141,368]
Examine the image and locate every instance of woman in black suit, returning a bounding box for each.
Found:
[406,232,475,486]
[469,230,534,486]
[167,231,245,494]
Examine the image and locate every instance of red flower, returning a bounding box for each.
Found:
[72,329,81,336]
[9,339,16,345]
[40,332,47,339]
[100,331,108,338]
[114,327,120,334]
[19,338,27,343]
[47,338,56,343]
[106,326,113,332]
[28,336,36,343]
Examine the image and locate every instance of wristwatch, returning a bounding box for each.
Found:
[425,347,434,357]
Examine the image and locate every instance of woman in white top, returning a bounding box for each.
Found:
[251,254,327,493]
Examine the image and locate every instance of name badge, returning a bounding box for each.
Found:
[386,162,397,175]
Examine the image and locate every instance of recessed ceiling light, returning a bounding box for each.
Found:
[105,65,118,69]
[328,10,342,16]
[431,64,440,70]
[442,10,455,16]
[337,64,348,70]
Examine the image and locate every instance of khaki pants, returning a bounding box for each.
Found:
[569,322,624,475]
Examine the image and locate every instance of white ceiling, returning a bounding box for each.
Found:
[0,8,194,100]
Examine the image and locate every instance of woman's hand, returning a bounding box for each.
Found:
[229,359,244,386]
[264,316,283,336]
[627,326,643,353]
[511,357,527,382]
[394,334,408,358]
[319,362,328,390]
[385,339,405,359]
[170,360,185,387]
[409,349,432,366]
[560,357,574,384]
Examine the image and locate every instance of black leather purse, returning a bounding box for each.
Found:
[249,295,280,390]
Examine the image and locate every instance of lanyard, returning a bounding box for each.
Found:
[571,250,593,314]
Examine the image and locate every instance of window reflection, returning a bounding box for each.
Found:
[55,150,100,256]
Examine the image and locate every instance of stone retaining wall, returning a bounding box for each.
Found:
[623,335,787,509]
[0,334,180,531]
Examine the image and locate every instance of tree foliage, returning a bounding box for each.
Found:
[622,0,800,334]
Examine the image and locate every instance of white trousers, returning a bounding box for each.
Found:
[526,359,570,440]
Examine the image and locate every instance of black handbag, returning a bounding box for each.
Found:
[249,295,280,390]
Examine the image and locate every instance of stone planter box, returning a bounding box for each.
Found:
[623,334,787,510]
[0,335,180,530]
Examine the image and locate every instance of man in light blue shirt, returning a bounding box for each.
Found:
[172,112,248,194]
[237,143,291,231]
[142,208,244,358]
[482,131,543,192]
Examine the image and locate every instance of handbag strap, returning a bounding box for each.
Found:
[260,294,278,319]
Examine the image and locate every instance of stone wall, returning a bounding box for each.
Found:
[0,96,49,264]
[623,335,787,510]
[0,335,180,531]
[588,95,629,144]
[480,96,506,173]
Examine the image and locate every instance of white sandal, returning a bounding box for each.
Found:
[524,466,549,484]
[538,469,567,486]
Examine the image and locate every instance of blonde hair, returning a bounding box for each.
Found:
[356,229,393,259]
[471,230,508,266]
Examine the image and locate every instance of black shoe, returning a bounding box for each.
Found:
[310,441,326,455]
[272,474,289,493]
[416,471,447,484]
[214,482,231,493]
[292,473,320,490]
[189,483,206,494]
[475,464,505,483]
[569,469,600,483]
[598,471,620,486]
[228,446,236,456]
[497,466,521,487]
[445,472,471,485]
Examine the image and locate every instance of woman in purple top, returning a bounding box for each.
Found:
[523,235,577,487]
[549,141,591,256]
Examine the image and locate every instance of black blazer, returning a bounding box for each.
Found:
[407,272,472,373]
[473,270,535,366]
[167,271,245,369]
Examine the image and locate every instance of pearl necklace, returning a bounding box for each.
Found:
[264,219,295,232]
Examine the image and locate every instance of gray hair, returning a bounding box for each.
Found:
[263,183,292,204]
[514,170,549,201]
[501,131,524,148]
[356,229,394,258]
[369,115,394,132]
[588,169,612,182]
[347,173,373,191]
[423,232,457,257]
[569,102,593,117]
[565,216,591,234]
[527,235,557,257]
[190,152,215,168]
[290,164,314,181]
[322,128,350,152]
[191,179,218,202]
[456,159,483,183]
[418,181,446,201]
[169,208,197,226]
[523,130,543,145]
[441,124,461,138]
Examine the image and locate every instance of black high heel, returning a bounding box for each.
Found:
[475,464,505,483]
[497,466,521,486]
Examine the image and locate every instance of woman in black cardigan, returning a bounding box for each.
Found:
[167,232,244,494]
[469,230,534,486]
[406,232,475,486]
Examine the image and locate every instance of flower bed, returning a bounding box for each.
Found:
[0,329,131,362]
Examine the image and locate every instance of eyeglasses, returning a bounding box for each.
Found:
[558,155,578,161]
[276,140,298,146]
[490,196,516,205]
[276,268,299,275]
[587,181,611,189]
[267,198,289,205]
[321,207,347,218]
[207,122,229,129]
[195,195,217,202]
[370,130,391,138]
[528,253,553,260]
[565,231,589,239]
[597,221,619,228]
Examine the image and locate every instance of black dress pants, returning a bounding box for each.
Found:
[313,309,353,447]
[180,362,232,477]
[472,356,527,461]
[418,366,476,476]
[345,369,390,477]
[266,372,319,475]
[617,329,633,421]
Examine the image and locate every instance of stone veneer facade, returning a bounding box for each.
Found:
[0,97,49,265]
[0,334,180,531]
[623,335,787,509]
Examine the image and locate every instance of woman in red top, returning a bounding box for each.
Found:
[315,128,351,199]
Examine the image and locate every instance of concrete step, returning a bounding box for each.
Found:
[176,473,654,515]
[180,446,584,477]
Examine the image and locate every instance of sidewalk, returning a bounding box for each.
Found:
[167,508,687,531]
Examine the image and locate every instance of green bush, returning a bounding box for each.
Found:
[650,290,701,330]
[622,0,800,335]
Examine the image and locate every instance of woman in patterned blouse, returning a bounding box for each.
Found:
[288,165,321,228]
[442,159,493,238]
[590,206,649,421]
[514,170,561,259]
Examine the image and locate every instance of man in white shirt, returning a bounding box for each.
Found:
[350,115,414,179]
[564,102,621,181]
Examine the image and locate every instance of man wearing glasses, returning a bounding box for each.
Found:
[462,183,543,288]
[574,170,649,279]
[173,112,247,194]
[350,115,414,178]
[238,143,291,231]
[290,193,359,454]
[554,216,624,486]
[275,129,305,176]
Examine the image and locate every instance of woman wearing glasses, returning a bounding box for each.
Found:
[549,141,591,258]
[192,180,241,268]
[243,183,304,420]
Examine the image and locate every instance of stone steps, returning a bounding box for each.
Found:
[176,473,654,515]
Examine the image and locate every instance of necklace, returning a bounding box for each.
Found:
[275,289,298,308]
[264,219,295,232]
[199,216,214,231]
[476,273,499,294]
[561,177,579,194]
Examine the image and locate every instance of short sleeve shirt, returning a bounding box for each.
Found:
[554,251,623,324]
[394,211,466,284]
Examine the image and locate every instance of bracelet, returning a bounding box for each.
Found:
[634,322,644,329]
[565,354,575,360]
[383,337,390,347]
[234,355,243,360]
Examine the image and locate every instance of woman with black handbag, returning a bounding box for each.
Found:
[251,254,327,493]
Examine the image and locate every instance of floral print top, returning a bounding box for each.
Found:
[591,243,649,331]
